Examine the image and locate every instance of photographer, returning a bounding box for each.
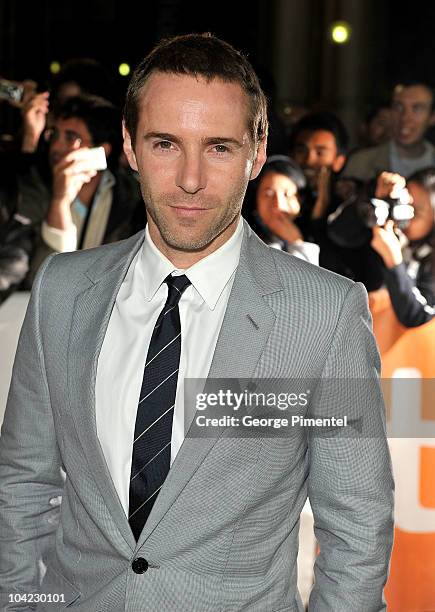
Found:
[328,170,434,328]
[25,94,142,283]
[371,169,435,327]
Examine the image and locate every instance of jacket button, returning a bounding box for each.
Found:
[132,557,149,574]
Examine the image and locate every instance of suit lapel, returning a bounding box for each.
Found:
[138,223,282,545]
[68,232,144,551]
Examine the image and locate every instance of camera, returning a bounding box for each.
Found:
[0,79,24,104]
[356,193,414,230]
[327,188,414,249]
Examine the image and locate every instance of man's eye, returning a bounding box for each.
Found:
[213,144,229,154]
[156,140,173,150]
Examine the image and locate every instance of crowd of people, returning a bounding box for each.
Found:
[0,59,434,328]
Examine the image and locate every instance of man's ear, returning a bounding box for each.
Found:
[332,154,346,173]
[122,121,138,172]
[249,136,268,181]
[428,111,435,127]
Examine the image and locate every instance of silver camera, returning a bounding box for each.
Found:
[0,79,24,104]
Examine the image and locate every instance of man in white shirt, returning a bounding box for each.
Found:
[0,34,394,611]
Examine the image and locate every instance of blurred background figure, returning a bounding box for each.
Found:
[0,178,35,304]
[27,94,141,281]
[370,167,435,327]
[325,166,435,323]
[345,79,435,180]
[51,58,114,107]
[358,104,393,148]
[288,112,351,272]
[243,155,319,264]
[0,94,141,299]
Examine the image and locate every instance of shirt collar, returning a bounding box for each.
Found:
[390,139,431,161]
[97,168,116,192]
[140,217,244,310]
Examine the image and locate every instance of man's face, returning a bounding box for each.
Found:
[48,117,93,168]
[256,172,300,227]
[391,85,434,148]
[367,108,392,146]
[123,72,266,259]
[292,129,345,190]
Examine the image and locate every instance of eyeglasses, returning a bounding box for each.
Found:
[44,127,92,147]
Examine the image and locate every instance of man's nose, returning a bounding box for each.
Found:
[399,106,413,122]
[272,192,286,211]
[306,148,318,167]
[49,139,67,159]
[176,149,206,194]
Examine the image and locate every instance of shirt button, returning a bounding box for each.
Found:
[132,557,149,574]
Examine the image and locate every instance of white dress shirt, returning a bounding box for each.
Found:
[96,218,244,515]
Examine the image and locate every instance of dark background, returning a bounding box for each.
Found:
[1,0,434,142]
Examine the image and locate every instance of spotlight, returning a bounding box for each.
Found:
[118,63,130,77]
[330,21,351,45]
[50,61,61,74]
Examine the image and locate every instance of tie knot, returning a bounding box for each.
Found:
[164,274,191,306]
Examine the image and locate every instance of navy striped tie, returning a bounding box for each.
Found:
[128,273,191,541]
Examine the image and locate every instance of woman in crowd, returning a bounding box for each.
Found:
[243,155,319,264]
[371,167,435,327]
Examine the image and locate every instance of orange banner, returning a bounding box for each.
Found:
[369,289,435,611]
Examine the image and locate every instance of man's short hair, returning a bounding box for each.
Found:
[392,78,435,110]
[54,94,121,158]
[290,111,349,156]
[123,33,268,148]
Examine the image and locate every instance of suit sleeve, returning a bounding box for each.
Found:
[0,254,63,611]
[307,282,394,612]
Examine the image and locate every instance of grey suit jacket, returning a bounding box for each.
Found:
[0,221,394,611]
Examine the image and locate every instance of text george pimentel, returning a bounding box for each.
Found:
[195,415,348,429]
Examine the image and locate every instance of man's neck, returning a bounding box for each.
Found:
[148,216,240,269]
[393,139,427,159]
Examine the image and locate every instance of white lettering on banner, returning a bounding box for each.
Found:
[388,368,435,534]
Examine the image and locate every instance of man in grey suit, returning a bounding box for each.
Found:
[0,34,394,611]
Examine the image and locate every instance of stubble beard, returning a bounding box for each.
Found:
[139,181,248,253]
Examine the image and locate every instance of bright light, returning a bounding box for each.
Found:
[330,21,351,45]
[118,63,130,77]
[50,61,61,74]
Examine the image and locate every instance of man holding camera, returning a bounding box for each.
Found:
[0,91,142,290]
[24,94,142,281]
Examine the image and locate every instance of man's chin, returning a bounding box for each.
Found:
[160,229,221,253]
[395,135,421,149]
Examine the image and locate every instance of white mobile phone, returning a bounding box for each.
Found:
[86,147,107,171]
